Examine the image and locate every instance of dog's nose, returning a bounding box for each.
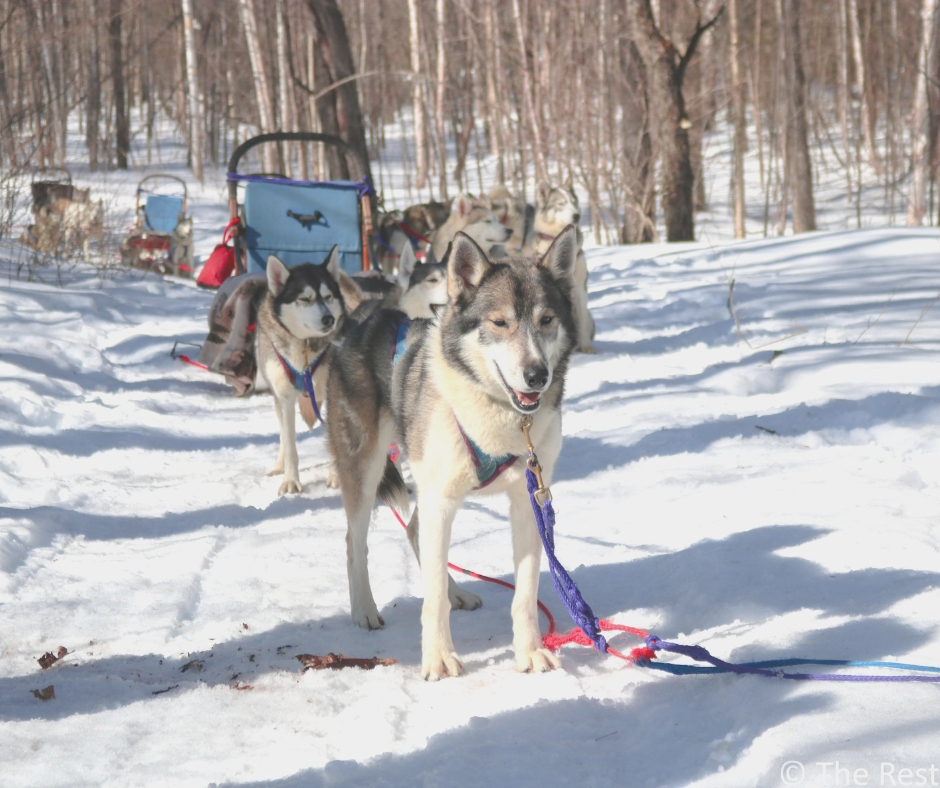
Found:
[524,365,549,390]
[572,212,581,224]
[321,314,335,329]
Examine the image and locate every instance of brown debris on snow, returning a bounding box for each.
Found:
[295,653,398,672]
[37,646,68,670]
[30,685,55,701]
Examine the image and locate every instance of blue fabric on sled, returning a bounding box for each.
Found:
[144,195,184,234]
[243,180,363,274]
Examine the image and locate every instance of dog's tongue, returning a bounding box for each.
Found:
[514,389,541,406]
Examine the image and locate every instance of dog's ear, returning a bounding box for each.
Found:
[453,193,472,219]
[336,269,365,312]
[536,181,552,208]
[564,173,573,190]
[266,255,290,296]
[397,243,418,290]
[537,224,577,285]
[323,245,340,279]
[447,232,492,301]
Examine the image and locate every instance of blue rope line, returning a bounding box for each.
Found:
[524,447,940,683]
[526,464,608,654]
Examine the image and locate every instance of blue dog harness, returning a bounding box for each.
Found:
[272,343,327,424]
[391,318,517,488]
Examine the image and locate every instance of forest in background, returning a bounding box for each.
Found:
[2,0,940,243]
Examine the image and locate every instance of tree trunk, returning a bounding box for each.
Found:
[780,0,815,232]
[407,0,428,189]
[435,0,448,199]
[238,0,277,172]
[181,0,203,182]
[305,0,373,189]
[109,0,128,169]
[483,0,503,182]
[729,0,746,238]
[848,0,882,174]
[619,39,655,243]
[276,0,294,176]
[628,0,718,242]
[908,0,938,226]
[511,0,548,182]
[86,0,101,172]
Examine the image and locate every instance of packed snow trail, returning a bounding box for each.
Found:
[2,229,940,787]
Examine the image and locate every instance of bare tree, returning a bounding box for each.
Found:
[907,0,938,226]
[729,0,746,238]
[779,0,815,232]
[109,0,129,169]
[408,0,428,189]
[628,0,723,242]
[181,0,203,182]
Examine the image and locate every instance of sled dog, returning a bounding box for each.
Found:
[487,185,535,257]
[256,247,357,495]
[429,192,512,263]
[534,181,596,354]
[397,243,448,319]
[326,227,579,679]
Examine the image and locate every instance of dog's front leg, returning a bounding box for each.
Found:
[277,394,302,495]
[418,494,463,680]
[508,480,561,673]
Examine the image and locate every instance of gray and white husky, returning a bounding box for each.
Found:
[325,227,579,680]
[256,247,356,496]
[534,181,596,354]
[429,192,512,263]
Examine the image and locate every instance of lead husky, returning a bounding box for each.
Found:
[257,247,355,496]
[534,181,596,354]
[326,227,578,680]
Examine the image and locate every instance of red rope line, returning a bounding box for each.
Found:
[177,354,208,371]
[388,507,652,662]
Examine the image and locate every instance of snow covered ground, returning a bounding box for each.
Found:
[3,224,940,787]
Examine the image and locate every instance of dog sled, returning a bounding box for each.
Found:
[184,132,378,395]
[120,174,194,277]
[20,167,104,260]
[224,131,376,278]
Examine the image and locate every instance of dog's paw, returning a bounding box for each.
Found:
[326,468,340,489]
[421,649,464,681]
[449,584,483,611]
[578,344,597,355]
[352,606,384,630]
[516,647,561,674]
[277,478,303,495]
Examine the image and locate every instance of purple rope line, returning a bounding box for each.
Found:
[302,350,327,425]
[526,465,608,653]
[646,636,940,682]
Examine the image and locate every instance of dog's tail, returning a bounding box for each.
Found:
[377,457,410,517]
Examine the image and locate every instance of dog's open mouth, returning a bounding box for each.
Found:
[496,365,543,413]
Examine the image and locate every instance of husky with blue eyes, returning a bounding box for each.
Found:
[256,246,359,495]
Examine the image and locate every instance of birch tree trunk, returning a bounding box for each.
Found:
[86,0,101,172]
[780,0,815,232]
[848,0,883,174]
[435,0,448,199]
[238,0,277,173]
[181,0,203,182]
[408,0,428,189]
[511,0,548,182]
[276,0,293,177]
[729,0,746,238]
[907,0,938,226]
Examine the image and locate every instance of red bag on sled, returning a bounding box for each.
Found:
[197,219,239,289]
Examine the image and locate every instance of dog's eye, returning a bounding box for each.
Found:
[491,318,508,328]
[540,315,554,326]
[323,293,333,302]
